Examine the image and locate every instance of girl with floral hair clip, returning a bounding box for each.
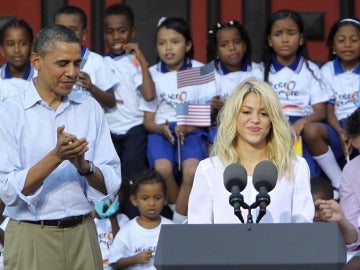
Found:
[139,17,211,224]
[206,20,263,143]
[316,17,360,193]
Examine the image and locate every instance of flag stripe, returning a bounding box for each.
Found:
[176,104,211,126]
[178,74,215,88]
[177,68,215,88]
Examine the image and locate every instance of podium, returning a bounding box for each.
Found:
[154,222,346,270]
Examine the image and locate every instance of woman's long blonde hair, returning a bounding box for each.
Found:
[211,79,296,179]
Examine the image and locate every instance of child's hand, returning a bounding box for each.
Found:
[123,42,139,54]
[338,129,351,158]
[137,250,153,264]
[161,120,175,144]
[314,199,344,223]
[175,125,197,145]
[78,71,93,91]
[175,125,185,145]
[94,196,119,219]
[123,42,145,68]
[211,95,224,110]
[292,118,306,138]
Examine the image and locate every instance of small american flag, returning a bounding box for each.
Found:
[175,62,215,127]
[177,62,215,89]
[176,102,211,127]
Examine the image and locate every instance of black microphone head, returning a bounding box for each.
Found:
[223,163,247,192]
[252,160,278,192]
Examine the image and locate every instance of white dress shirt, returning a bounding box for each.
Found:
[188,155,314,224]
[0,82,121,221]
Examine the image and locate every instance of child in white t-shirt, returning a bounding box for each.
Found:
[139,17,212,223]
[93,195,129,270]
[318,18,360,191]
[108,170,173,269]
[54,5,117,109]
[102,3,155,219]
[261,10,330,182]
[206,20,263,143]
[0,18,37,102]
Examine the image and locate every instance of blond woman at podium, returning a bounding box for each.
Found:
[188,79,314,224]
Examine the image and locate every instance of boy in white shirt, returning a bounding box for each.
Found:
[54,5,117,109]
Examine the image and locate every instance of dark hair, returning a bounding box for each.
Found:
[130,170,167,196]
[0,18,34,45]
[155,17,194,59]
[345,108,360,138]
[207,20,252,66]
[33,24,80,57]
[104,3,135,28]
[310,176,333,200]
[54,5,87,30]
[262,10,313,82]
[326,18,360,61]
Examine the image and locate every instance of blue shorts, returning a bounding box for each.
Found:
[147,122,208,168]
[207,126,218,144]
[289,117,352,177]
[322,119,359,166]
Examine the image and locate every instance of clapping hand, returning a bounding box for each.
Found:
[56,125,89,167]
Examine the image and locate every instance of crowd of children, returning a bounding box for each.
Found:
[0,3,360,269]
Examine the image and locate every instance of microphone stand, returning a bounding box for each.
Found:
[248,187,271,224]
[228,189,270,226]
[255,187,271,224]
[246,207,253,224]
[246,206,254,231]
[229,192,248,224]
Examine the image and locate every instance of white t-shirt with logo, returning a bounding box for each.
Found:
[266,58,329,117]
[94,214,129,270]
[108,216,174,269]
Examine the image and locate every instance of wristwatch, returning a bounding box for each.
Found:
[78,160,95,176]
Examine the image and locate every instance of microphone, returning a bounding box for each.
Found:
[251,160,278,223]
[223,163,249,223]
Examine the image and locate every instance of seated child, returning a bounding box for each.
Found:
[93,195,129,270]
[311,176,357,245]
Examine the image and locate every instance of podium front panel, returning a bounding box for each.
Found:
[154,222,346,270]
